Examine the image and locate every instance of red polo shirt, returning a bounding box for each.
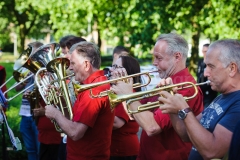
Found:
[67,70,115,160]
[138,68,203,160]
[110,102,140,156]
[37,100,62,144]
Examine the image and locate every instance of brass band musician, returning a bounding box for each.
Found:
[110,33,204,160]
[45,42,115,159]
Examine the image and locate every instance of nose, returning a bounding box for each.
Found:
[69,63,73,70]
[152,58,158,66]
[204,67,209,77]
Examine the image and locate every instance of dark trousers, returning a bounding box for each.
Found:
[58,140,67,160]
[39,143,60,160]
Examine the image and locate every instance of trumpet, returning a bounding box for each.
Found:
[0,69,32,90]
[107,81,211,113]
[3,74,34,102]
[72,70,158,96]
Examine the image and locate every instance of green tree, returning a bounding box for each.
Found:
[0,0,50,52]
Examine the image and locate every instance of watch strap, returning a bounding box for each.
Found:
[183,108,192,113]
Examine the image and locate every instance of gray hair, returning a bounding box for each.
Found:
[210,39,240,72]
[157,33,189,60]
[69,41,101,69]
[28,41,43,52]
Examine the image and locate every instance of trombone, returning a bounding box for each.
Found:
[1,44,42,101]
[72,70,158,96]
[3,74,35,102]
[107,81,211,114]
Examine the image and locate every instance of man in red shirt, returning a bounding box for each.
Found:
[111,33,204,160]
[45,41,115,160]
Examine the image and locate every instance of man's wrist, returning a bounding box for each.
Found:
[178,108,192,120]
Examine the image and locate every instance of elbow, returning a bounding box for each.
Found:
[199,149,221,160]
[68,132,84,141]
[181,138,189,142]
[145,125,161,137]
[180,135,191,142]
[201,153,216,160]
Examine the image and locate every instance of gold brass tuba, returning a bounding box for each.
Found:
[1,45,41,101]
[34,43,72,132]
[107,81,210,113]
[46,57,73,125]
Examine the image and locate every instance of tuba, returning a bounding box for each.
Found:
[33,43,73,132]
[1,45,42,101]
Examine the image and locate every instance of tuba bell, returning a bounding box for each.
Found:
[33,43,73,132]
[1,45,42,101]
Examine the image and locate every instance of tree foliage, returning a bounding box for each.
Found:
[0,0,239,68]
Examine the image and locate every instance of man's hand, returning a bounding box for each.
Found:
[111,80,134,95]
[109,67,134,95]
[110,67,128,79]
[45,105,61,119]
[158,91,189,114]
[156,77,189,114]
[33,107,45,117]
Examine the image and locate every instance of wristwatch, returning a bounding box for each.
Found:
[178,108,192,120]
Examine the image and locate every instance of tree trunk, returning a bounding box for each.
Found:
[97,29,102,50]
[19,25,27,53]
[189,26,200,75]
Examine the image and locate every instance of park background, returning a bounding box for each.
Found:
[0,0,240,159]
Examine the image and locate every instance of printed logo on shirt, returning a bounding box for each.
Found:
[200,102,223,129]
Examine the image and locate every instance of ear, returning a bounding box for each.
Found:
[84,60,91,71]
[229,62,238,77]
[174,52,182,62]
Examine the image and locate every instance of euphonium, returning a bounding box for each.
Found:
[1,45,41,101]
[13,69,31,82]
[46,57,73,123]
[107,81,211,113]
[0,46,35,90]
[14,44,42,73]
[34,43,72,132]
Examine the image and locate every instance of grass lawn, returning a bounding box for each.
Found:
[0,61,27,160]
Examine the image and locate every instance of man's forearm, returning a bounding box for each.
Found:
[169,114,190,142]
[54,110,87,141]
[130,101,161,136]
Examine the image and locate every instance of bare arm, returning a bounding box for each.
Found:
[45,105,88,141]
[169,113,202,142]
[184,113,232,159]
[159,91,232,159]
[131,101,161,136]
[113,116,125,129]
[111,81,161,136]
[15,82,26,92]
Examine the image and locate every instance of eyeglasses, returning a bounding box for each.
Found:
[112,64,124,69]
